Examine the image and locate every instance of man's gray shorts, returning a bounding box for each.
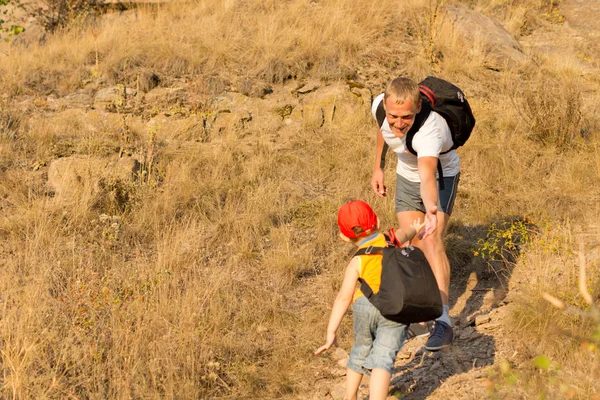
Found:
[395,173,460,215]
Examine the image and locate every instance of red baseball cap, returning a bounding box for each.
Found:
[337,200,378,239]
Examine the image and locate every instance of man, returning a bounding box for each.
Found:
[370,77,460,351]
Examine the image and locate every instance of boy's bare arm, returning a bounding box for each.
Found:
[315,257,361,355]
[395,219,426,244]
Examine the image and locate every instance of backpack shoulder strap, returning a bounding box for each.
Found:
[375,100,386,128]
[353,246,386,257]
[405,99,432,156]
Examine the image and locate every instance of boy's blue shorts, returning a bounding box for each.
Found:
[347,296,407,375]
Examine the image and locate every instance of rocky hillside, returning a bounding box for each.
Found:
[0,0,599,398]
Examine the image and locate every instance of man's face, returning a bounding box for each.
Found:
[384,95,421,138]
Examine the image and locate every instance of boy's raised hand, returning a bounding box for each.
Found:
[410,218,426,235]
[419,206,438,240]
[314,332,336,355]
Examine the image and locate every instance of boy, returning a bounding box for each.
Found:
[315,200,423,400]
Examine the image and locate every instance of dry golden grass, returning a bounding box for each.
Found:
[1,0,600,398]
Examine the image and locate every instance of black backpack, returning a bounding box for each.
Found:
[354,245,442,324]
[375,76,475,189]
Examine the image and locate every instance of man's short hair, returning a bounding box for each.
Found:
[384,77,420,106]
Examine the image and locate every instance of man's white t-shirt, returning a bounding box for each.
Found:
[372,93,460,183]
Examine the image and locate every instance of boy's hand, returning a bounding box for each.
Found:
[314,332,336,355]
[410,218,426,235]
[419,206,438,240]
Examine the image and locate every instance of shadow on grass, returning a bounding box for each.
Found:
[381,216,533,399]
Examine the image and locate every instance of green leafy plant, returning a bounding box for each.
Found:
[473,217,536,262]
[0,0,25,43]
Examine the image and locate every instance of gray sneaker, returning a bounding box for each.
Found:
[425,321,454,351]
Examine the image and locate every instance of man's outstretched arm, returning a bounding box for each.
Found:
[417,156,439,238]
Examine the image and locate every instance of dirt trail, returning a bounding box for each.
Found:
[314,1,600,398]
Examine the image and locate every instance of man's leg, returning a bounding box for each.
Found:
[397,210,454,350]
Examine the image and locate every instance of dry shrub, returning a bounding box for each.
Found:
[520,72,585,149]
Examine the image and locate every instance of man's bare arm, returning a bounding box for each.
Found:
[417,156,439,238]
[371,128,388,197]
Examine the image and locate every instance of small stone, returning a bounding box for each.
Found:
[332,347,349,361]
[331,367,346,377]
[337,357,349,368]
[471,370,485,379]
[429,361,442,371]
[475,315,491,326]
[330,383,346,400]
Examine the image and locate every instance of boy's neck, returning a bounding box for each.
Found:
[355,231,380,247]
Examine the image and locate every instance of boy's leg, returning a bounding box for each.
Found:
[369,368,392,400]
[346,297,376,397]
[363,314,407,399]
[344,369,363,400]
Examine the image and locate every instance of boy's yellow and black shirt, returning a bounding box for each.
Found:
[353,232,387,302]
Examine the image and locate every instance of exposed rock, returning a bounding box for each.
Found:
[292,80,321,95]
[238,78,273,98]
[208,110,253,134]
[137,70,161,92]
[337,357,349,368]
[288,83,367,128]
[350,86,373,108]
[211,93,282,133]
[60,91,93,109]
[95,86,138,105]
[442,6,528,70]
[47,155,140,200]
[332,347,349,361]
[144,86,189,108]
[290,103,325,128]
[193,75,229,96]
[474,315,491,326]
[329,383,347,400]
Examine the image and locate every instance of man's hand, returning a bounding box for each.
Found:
[371,168,386,198]
[419,206,438,240]
[314,331,337,355]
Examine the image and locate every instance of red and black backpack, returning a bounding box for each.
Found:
[376,76,476,189]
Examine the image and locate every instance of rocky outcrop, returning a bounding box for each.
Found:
[287,82,372,128]
[442,6,528,70]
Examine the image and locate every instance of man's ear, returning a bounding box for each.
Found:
[416,99,422,113]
